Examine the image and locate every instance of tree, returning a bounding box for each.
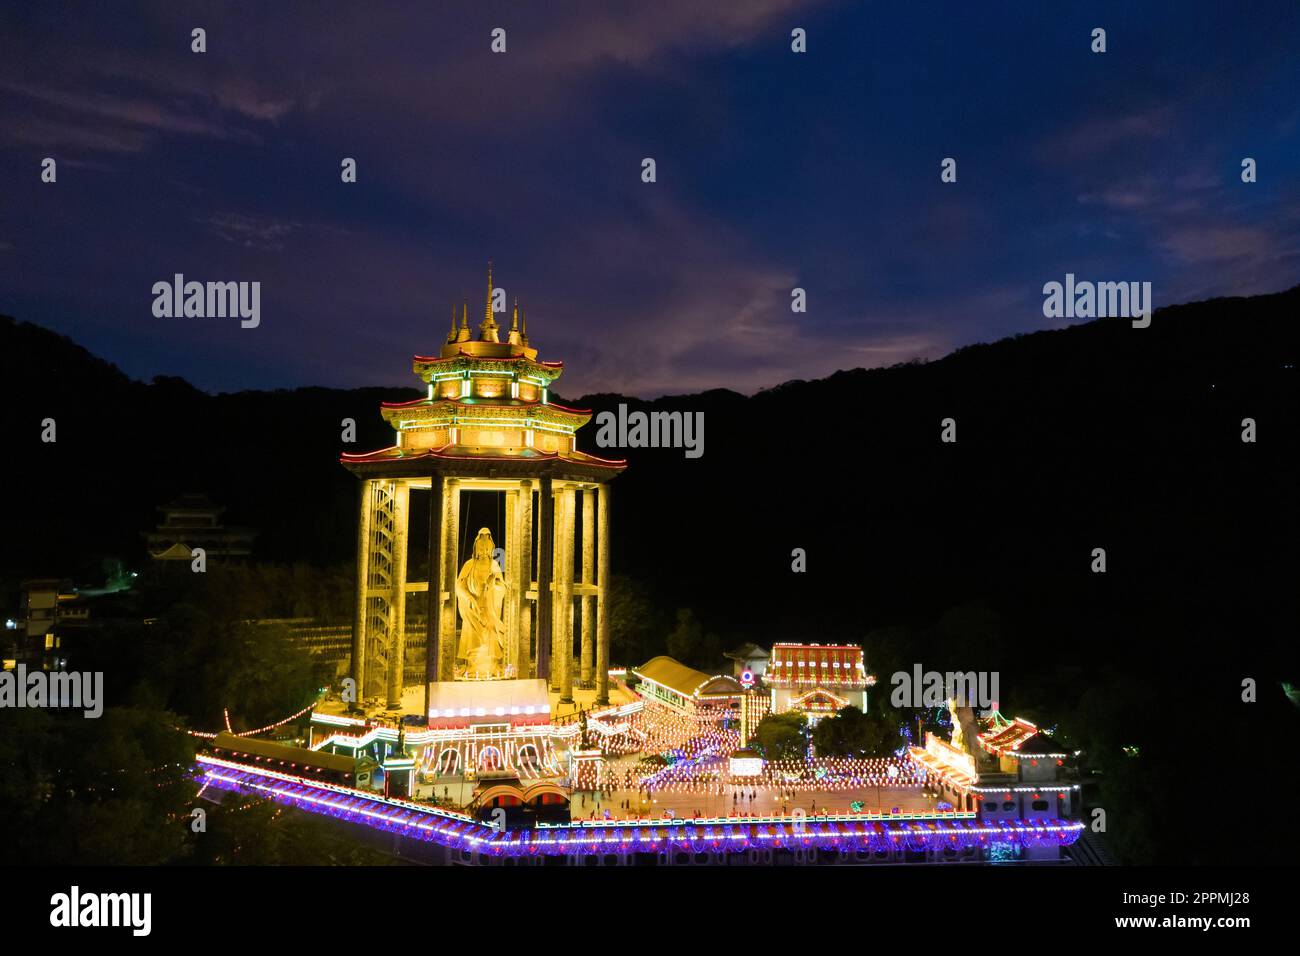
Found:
[192,796,397,865]
[606,574,669,667]
[665,607,722,670]
[0,705,196,865]
[666,608,703,664]
[751,712,808,761]
[812,705,896,758]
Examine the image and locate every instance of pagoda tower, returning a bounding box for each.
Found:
[342,265,625,715]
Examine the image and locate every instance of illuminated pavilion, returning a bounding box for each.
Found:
[341,266,625,719]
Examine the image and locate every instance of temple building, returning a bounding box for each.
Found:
[766,643,874,724]
[340,265,627,749]
[631,655,744,715]
[722,642,769,680]
[908,707,1078,862]
[145,493,257,561]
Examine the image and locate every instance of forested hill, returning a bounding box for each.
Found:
[2,287,1296,653]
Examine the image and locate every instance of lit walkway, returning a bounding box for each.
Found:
[197,753,1083,860]
[568,784,935,821]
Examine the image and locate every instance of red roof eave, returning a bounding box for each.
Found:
[377,397,593,415]
[412,351,564,368]
[339,445,627,469]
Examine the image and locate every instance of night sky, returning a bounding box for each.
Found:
[2,1,1298,397]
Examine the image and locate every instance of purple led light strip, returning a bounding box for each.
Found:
[197,759,1082,859]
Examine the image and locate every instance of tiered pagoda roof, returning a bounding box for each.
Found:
[342,264,626,478]
[978,717,1067,759]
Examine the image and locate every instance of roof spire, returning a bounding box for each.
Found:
[455,300,471,342]
[507,297,522,346]
[480,260,500,342]
[520,304,529,346]
[446,305,457,343]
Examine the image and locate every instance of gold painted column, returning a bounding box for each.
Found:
[556,485,576,702]
[596,482,611,705]
[550,485,564,694]
[518,480,533,678]
[535,476,554,683]
[385,481,410,709]
[423,475,443,716]
[505,486,520,677]
[351,478,374,706]
[441,478,460,681]
[581,487,595,687]
[561,485,577,701]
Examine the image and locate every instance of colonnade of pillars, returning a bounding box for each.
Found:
[352,474,612,712]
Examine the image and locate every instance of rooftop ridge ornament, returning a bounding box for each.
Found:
[456,301,471,342]
[508,297,522,346]
[341,266,626,714]
[480,259,502,343]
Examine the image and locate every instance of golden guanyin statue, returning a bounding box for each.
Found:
[455,528,509,679]
[948,697,967,754]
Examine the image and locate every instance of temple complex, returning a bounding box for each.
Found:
[194,269,1084,866]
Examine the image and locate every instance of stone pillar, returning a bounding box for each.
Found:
[423,475,444,715]
[581,487,596,687]
[558,485,576,703]
[596,482,611,705]
[441,478,460,681]
[518,480,534,678]
[550,484,564,694]
[535,475,554,683]
[386,481,410,709]
[351,478,374,707]
[505,486,520,677]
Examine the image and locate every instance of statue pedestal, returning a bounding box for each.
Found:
[426,677,551,727]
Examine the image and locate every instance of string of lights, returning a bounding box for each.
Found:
[197,758,1083,859]
[185,694,325,740]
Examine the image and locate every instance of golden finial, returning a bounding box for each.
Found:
[455,300,471,342]
[447,305,457,343]
[507,297,522,345]
[520,304,529,345]
[480,261,500,341]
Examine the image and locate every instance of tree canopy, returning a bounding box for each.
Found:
[811,705,898,758]
[751,712,808,761]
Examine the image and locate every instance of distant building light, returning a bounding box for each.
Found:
[3,619,15,630]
